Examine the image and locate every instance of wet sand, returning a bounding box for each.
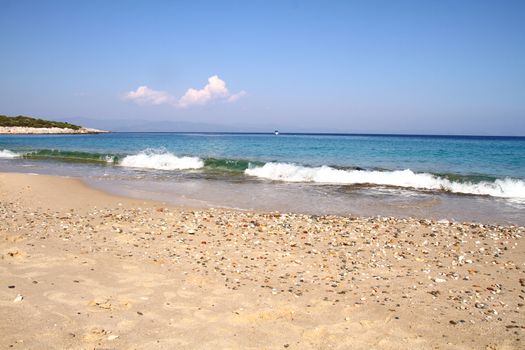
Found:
[0,172,524,349]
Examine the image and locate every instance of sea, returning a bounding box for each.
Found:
[1,132,524,225]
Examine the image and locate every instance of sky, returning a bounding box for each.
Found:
[0,0,524,135]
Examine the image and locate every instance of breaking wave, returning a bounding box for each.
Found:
[119,150,204,170]
[245,162,525,199]
[0,149,21,158]
[2,147,524,199]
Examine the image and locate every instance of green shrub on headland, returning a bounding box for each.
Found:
[0,115,81,130]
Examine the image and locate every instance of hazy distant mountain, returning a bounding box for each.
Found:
[54,117,235,132]
[53,117,296,133]
[48,116,483,135]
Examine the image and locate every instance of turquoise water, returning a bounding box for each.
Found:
[1,132,524,224]
[1,132,524,178]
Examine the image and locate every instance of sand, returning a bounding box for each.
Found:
[0,172,523,349]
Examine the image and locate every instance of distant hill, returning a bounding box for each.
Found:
[54,116,289,133]
[53,117,250,132]
[0,115,81,130]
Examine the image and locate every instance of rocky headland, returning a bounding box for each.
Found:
[0,115,108,134]
[0,126,108,134]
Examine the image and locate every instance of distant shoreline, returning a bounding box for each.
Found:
[0,126,109,134]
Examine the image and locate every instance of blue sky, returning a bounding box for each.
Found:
[0,0,524,134]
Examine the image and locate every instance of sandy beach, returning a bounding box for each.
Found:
[0,172,523,349]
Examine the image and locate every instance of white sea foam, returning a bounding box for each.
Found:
[0,149,20,158]
[119,150,204,170]
[103,155,116,163]
[245,162,525,199]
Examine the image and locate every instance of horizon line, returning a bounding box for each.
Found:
[104,131,525,138]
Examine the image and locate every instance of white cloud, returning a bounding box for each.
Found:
[124,86,174,105]
[124,75,245,108]
[227,90,247,103]
[178,75,227,108]
[178,75,245,108]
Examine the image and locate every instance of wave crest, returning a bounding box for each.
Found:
[119,150,204,170]
[0,149,20,158]
[245,162,525,199]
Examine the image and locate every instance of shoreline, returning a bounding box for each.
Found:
[1,164,523,226]
[3,169,524,226]
[0,172,523,349]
